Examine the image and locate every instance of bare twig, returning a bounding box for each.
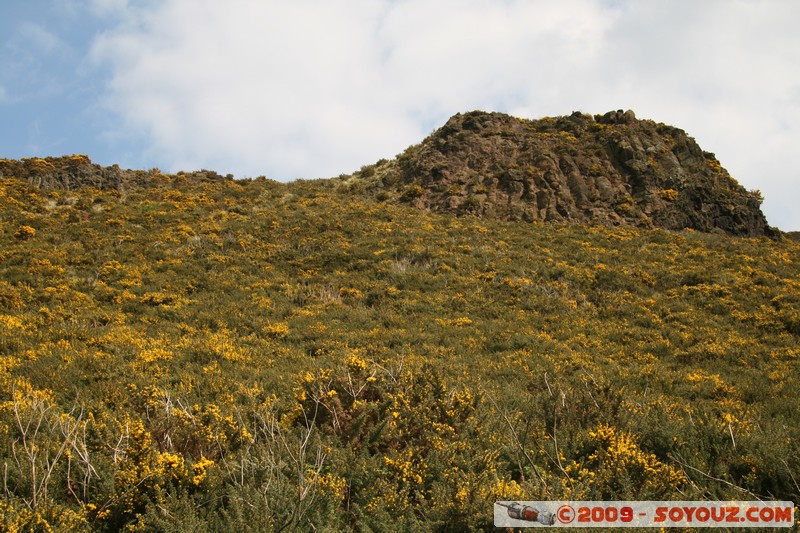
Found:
[486,394,551,496]
[669,453,761,500]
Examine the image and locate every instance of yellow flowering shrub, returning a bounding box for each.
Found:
[191,457,215,486]
[659,188,679,201]
[13,225,36,240]
[569,424,686,498]
[0,158,797,530]
[263,321,289,338]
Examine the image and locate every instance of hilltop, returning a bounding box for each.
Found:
[349,109,773,237]
[1,109,778,238]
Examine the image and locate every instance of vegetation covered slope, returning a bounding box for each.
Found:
[0,159,798,530]
[349,110,772,237]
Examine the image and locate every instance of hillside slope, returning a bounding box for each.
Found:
[351,110,773,236]
[0,166,798,529]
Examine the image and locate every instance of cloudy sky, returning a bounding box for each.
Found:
[2,1,799,230]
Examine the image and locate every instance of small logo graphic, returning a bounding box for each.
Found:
[496,501,556,526]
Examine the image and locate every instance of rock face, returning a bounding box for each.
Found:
[0,155,232,191]
[375,110,772,237]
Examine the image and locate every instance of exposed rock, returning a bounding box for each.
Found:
[373,110,773,237]
[0,155,232,192]
[1,111,777,238]
[596,109,637,125]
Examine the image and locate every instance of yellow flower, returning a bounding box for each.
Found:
[14,225,36,240]
[192,457,215,486]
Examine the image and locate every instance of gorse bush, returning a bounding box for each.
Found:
[0,167,798,530]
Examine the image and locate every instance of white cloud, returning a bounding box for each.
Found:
[90,0,800,229]
[90,0,613,179]
[589,1,800,232]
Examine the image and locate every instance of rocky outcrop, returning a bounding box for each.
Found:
[0,155,232,192]
[372,110,772,237]
[2,110,775,237]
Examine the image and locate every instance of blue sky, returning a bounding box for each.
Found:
[1,3,92,154]
[2,0,800,230]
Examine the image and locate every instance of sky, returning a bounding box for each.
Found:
[1,1,799,230]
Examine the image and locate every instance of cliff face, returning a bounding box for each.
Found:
[374,110,771,236]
